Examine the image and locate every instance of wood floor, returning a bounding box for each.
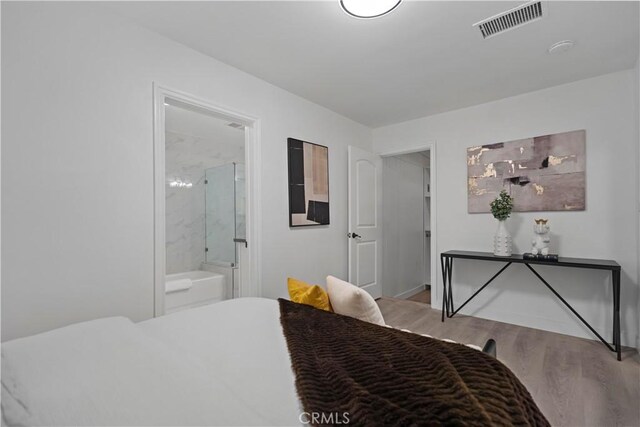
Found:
[407,288,430,304]
[377,297,640,427]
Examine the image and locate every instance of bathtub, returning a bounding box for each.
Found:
[165,270,226,314]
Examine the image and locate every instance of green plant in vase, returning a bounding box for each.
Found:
[490,190,514,220]
[490,190,514,256]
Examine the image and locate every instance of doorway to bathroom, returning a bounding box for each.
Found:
[153,85,261,316]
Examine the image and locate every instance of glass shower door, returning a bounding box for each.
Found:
[205,163,245,267]
[234,163,246,242]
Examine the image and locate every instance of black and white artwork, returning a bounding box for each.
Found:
[288,138,329,227]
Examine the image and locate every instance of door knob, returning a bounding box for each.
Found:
[348,233,362,239]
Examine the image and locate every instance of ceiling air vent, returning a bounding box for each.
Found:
[227,122,245,130]
[473,1,544,39]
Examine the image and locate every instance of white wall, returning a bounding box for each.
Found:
[1,2,371,341]
[373,70,639,347]
[382,154,426,298]
[635,55,640,351]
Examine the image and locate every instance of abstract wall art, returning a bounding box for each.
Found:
[288,138,330,226]
[467,130,586,213]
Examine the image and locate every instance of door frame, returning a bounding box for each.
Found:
[152,83,262,317]
[377,142,437,308]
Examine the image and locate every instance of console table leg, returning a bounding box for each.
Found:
[446,258,453,316]
[440,255,447,322]
[447,262,511,318]
[525,263,618,358]
[613,270,621,361]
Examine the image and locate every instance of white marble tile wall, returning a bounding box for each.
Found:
[165,130,244,275]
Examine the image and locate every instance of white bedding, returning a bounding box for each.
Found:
[1,298,302,426]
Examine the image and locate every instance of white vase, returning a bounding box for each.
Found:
[494,220,512,256]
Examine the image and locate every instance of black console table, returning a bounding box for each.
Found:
[440,250,622,361]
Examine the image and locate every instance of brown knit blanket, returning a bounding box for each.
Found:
[279,299,549,427]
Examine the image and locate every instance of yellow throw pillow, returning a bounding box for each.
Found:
[287,277,333,312]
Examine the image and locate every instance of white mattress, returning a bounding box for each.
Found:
[1,298,302,426]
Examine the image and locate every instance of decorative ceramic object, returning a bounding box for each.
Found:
[494,220,512,257]
[531,219,550,255]
[490,190,514,257]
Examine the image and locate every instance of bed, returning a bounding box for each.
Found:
[2,297,547,426]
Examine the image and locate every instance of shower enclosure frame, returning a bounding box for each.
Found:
[152,83,262,317]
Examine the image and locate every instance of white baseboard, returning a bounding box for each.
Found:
[395,285,426,300]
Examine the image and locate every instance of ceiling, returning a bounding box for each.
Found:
[105,1,639,128]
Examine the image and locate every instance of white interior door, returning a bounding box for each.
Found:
[348,146,382,298]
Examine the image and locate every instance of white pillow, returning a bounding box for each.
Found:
[326,276,385,326]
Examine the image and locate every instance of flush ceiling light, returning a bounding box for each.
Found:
[340,0,402,19]
[548,40,575,55]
